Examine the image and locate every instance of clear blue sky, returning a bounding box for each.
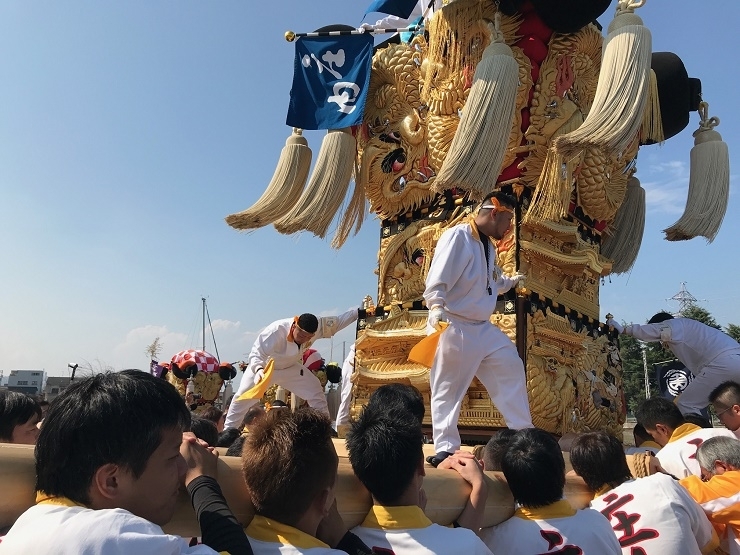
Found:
[1,1,738,388]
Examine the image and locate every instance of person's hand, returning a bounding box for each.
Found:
[253,368,265,386]
[438,451,486,490]
[606,318,624,334]
[180,432,219,486]
[428,306,447,329]
[509,272,526,284]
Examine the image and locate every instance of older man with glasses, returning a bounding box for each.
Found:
[224,309,358,429]
[680,436,740,554]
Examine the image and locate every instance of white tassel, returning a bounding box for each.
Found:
[555,0,652,159]
[225,129,311,230]
[601,176,645,274]
[274,128,356,238]
[664,102,730,242]
[432,15,519,199]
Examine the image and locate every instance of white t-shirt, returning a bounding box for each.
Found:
[590,474,718,555]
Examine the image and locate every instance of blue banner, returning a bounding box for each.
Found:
[286,33,374,131]
[364,0,419,18]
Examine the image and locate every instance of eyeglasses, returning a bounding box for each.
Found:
[700,470,713,482]
[715,406,733,418]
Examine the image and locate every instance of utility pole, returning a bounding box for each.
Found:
[642,344,650,398]
[202,297,206,351]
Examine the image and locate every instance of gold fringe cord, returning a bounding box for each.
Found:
[555,0,652,159]
[523,112,584,224]
[601,175,645,274]
[640,68,664,144]
[225,129,311,230]
[664,102,730,242]
[432,17,519,198]
[273,128,356,238]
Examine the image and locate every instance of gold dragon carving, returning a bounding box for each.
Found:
[351,0,629,437]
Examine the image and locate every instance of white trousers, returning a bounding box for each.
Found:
[224,364,329,429]
[335,346,355,428]
[677,352,740,415]
[430,317,532,453]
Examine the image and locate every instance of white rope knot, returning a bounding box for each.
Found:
[489,12,504,45]
[696,101,720,134]
[616,0,646,16]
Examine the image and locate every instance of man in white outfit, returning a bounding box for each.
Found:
[224,309,358,430]
[607,312,740,415]
[334,343,355,431]
[423,191,532,466]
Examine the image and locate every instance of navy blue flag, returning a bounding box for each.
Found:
[364,0,419,18]
[286,33,374,130]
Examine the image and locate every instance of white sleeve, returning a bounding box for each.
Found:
[424,229,471,309]
[315,307,359,340]
[247,325,283,371]
[627,322,672,342]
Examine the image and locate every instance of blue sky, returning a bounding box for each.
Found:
[1,1,738,387]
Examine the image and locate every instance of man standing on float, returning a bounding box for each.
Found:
[423,191,532,467]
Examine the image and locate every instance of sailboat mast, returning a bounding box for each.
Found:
[202,297,206,352]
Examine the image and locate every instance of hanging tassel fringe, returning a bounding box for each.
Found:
[640,68,664,144]
[331,158,367,249]
[555,0,652,159]
[273,128,356,238]
[601,175,645,273]
[225,129,311,230]
[663,102,730,242]
[432,16,519,199]
[523,112,584,224]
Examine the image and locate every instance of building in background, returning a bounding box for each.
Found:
[7,370,46,395]
[43,376,72,403]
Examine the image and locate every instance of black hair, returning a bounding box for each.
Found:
[635,397,684,431]
[190,416,219,447]
[0,391,42,441]
[482,428,517,471]
[570,431,633,492]
[346,405,423,505]
[242,405,266,429]
[632,423,653,446]
[684,413,713,428]
[648,312,674,324]
[216,427,241,448]
[709,381,740,405]
[365,383,425,423]
[226,434,247,457]
[501,428,565,508]
[481,190,517,211]
[35,370,191,504]
[297,313,319,334]
[199,405,223,425]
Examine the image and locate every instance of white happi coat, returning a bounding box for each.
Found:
[655,423,737,478]
[224,308,357,429]
[423,219,532,453]
[590,474,718,555]
[627,318,740,414]
[351,505,492,555]
[0,502,219,555]
[481,500,621,555]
